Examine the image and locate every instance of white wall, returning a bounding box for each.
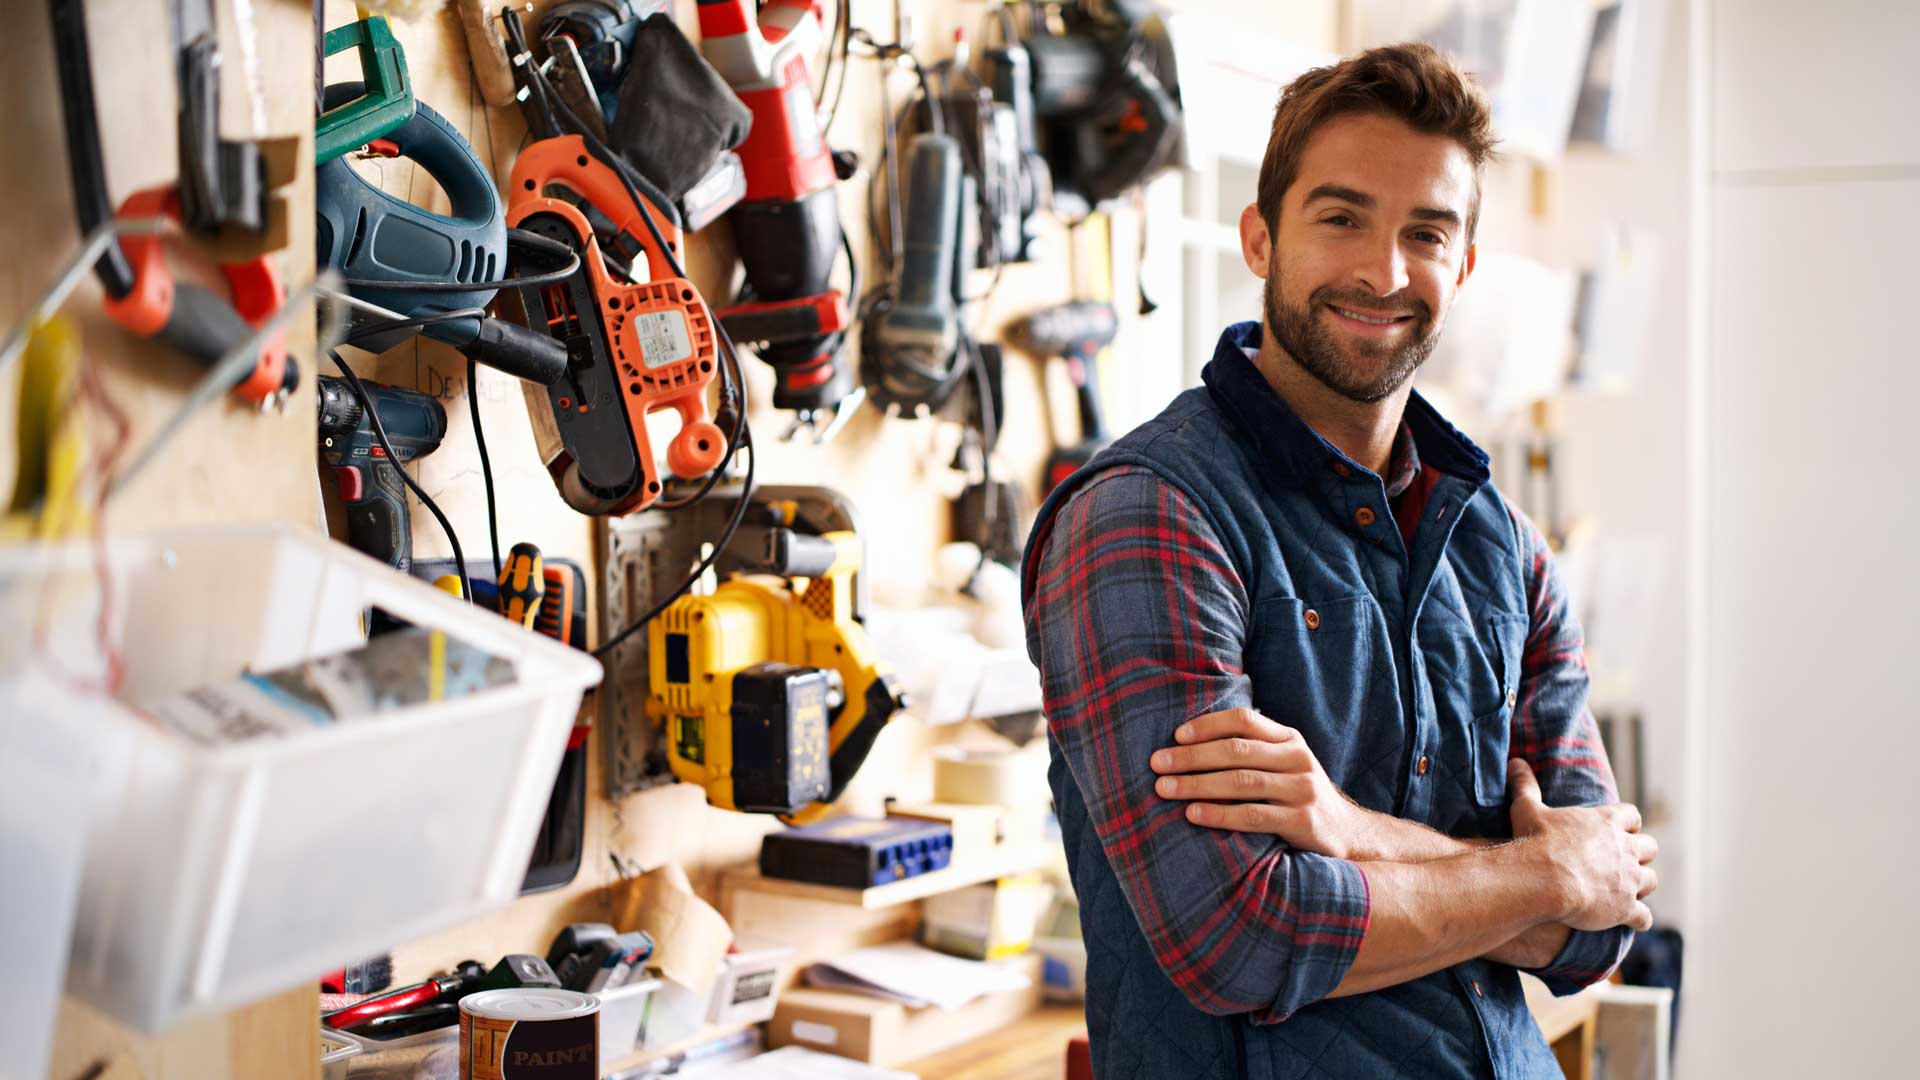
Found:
[1680,2,1920,1074]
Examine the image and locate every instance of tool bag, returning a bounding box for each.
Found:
[609,15,752,201]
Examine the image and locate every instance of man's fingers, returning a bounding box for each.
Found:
[1605,802,1644,834]
[1638,865,1660,899]
[1632,833,1659,864]
[1176,707,1297,746]
[1627,901,1654,932]
[1506,758,1544,806]
[1186,801,1295,834]
[1153,737,1311,776]
[1157,770,1312,804]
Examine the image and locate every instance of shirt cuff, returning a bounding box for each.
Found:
[1257,852,1373,1023]
[1525,926,1633,996]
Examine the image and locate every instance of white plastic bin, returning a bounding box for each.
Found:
[0,525,602,1032]
[598,976,663,1071]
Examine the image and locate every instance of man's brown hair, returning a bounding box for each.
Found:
[1256,42,1497,242]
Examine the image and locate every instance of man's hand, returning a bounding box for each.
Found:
[1507,759,1658,932]
[1150,708,1390,860]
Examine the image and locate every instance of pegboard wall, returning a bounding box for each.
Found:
[3,1,1338,1075]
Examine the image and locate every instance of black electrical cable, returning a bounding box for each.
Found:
[328,349,474,603]
[524,62,767,651]
[820,0,854,133]
[50,0,135,298]
[468,356,502,582]
[591,426,754,659]
[340,307,490,345]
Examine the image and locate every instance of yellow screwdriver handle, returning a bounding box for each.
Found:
[498,542,545,629]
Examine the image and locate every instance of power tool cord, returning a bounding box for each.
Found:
[591,426,754,659]
[468,356,502,582]
[327,347,473,603]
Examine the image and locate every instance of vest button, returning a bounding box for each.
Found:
[1506,688,1517,708]
[1472,980,1483,998]
[1417,755,1430,776]
[1355,506,1376,527]
[1333,461,1352,478]
[1304,609,1321,630]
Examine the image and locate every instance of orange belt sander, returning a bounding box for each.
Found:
[500,135,726,515]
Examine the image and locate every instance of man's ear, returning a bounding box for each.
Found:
[1456,243,1477,289]
[1238,204,1271,278]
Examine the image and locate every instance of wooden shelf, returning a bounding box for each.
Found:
[603,1019,760,1077]
[722,846,1056,910]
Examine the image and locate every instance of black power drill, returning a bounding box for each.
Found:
[317,375,447,572]
[1017,300,1120,495]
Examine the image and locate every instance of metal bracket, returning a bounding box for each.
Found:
[595,482,868,797]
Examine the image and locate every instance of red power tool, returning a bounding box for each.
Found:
[698,0,856,432]
[500,135,728,516]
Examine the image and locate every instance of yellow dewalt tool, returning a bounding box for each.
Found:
[647,520,906,823]
[497,542,545,629]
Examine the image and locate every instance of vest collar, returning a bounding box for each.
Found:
[1201,321,1491,487]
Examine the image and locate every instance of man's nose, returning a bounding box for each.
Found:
[1351,232,1410,298]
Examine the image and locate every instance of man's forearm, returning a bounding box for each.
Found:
[1347,812,1572,968]
[1327,838,1566,999]
[1346,808,1494,863]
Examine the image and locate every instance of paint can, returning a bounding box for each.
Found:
[460,988,599,1079]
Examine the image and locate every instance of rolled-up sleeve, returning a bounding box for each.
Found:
[1506,501,1635,994]
[1024,466,1370,1022]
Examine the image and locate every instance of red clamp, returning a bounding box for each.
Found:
[100,186,289,405]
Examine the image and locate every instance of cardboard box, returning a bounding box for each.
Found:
[767,954,1043,1066]
[919,873,1055,961]
[887,801,1049,862]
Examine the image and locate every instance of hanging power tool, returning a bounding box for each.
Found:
[316,374,447,572]
[698,0,861,432]
[499,136,729,516]
[48,0,294,406]
[859,130,976,417]
[315,81,570,387]
[913,26,1038,273]
[537,1,671,121]
[1016,299,1119,495]
[507,6,748,235]
[1017,0,1184,216]
[647,489,905,823]
[979,3,1052,263]
[315,16,414,166]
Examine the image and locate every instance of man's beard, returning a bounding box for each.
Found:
[1262,259,1439,404]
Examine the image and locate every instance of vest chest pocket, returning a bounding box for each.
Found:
[1246,595,1391,802]
[1470,614,1532,807]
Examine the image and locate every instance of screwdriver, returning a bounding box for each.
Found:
[497,542,545,629]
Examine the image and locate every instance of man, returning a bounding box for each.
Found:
[1021,43,1658,1077]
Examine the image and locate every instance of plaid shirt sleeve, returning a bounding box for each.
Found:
[1025,466,1371,1022]
[1505,501,1635,994]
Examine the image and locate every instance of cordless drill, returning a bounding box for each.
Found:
[317,375,447,572]
[1015,300,1119,495]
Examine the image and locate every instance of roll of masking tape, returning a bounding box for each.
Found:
[933,745,1051,805]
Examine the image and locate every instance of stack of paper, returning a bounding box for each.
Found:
[803,942,1033,1011]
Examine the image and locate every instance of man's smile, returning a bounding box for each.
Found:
[1325,304,1417,336]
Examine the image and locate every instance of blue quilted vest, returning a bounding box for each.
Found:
[1029,323,1563,1078]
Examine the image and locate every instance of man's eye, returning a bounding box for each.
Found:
[1323,214,1356,227]
[1412,230,1445,245]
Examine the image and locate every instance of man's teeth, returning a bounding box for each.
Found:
[1333,307,1405,326]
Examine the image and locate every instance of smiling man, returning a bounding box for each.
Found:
[1022,43,1658,1077]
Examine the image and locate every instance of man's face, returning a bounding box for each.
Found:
[1243,112,1478,403]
